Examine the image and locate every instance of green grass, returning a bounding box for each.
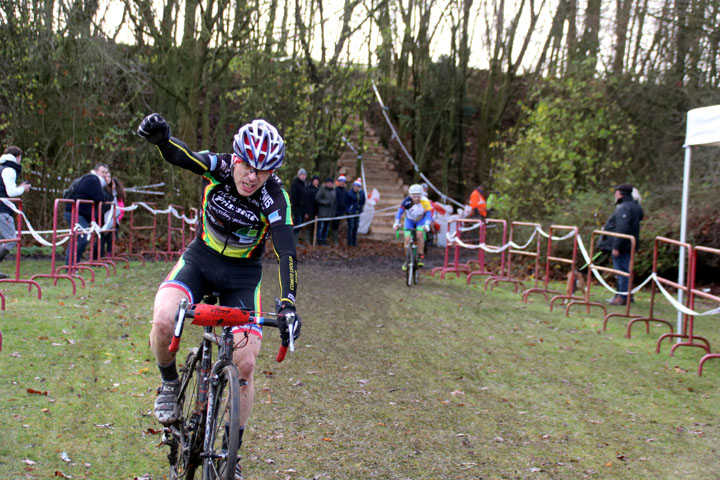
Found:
[1,259,719,479]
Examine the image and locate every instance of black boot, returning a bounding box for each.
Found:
[0,247,9,262]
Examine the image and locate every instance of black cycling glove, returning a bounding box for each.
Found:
[278,302,302,347]
[137,113,171,145]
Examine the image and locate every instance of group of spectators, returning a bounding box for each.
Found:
[290,168,365,246]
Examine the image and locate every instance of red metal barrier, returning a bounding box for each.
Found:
[162,204,186,260]
[430,222,454,277]
[566,230,639,328]
[127,203,167,261]
[696,247,720,375]
[626,237,687,339]
[430,219,468,279]
[186,207,198,247]
[0,199,42,309]
[435,219,467,279]
[485,221,542,293]
[93,200,129,271]
[527,225,579,306]
[30,199,85,294]
[466,219,507,285]
[660,245,718,359]
[66,199,110,278]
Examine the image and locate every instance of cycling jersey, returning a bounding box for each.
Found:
[395,196,432,226]
[156,137,297,306]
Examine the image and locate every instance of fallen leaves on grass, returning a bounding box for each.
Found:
[27,388,48,396]
[22,459,36,465]
[54,471,71,478]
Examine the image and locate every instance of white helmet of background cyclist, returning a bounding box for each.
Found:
[233,119,285,170]
[408,184,423,196]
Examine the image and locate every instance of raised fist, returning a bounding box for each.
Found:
[137,113,171,145]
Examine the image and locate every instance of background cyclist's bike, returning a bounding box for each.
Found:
[398,228,423,287]
[163,297,296,480]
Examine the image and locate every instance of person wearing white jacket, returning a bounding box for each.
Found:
[0,146,31,278]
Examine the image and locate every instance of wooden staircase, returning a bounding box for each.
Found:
[337,123,407,242]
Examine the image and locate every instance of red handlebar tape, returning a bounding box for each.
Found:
[191,304,251,327]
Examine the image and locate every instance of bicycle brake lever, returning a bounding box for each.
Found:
[169,299,189,353]
[285,312,296,353]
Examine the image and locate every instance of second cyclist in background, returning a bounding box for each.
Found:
[393,184,432,270]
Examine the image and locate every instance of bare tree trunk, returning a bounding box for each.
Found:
[612,0,632,74]
[575,0,601,70]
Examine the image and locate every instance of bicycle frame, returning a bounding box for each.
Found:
[164,299,296,479]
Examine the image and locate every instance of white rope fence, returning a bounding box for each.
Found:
[444,222,719,318]
[2,199,197,248]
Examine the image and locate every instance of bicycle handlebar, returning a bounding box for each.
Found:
[168,299,296,362]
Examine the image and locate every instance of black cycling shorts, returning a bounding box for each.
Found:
[160,239,264,337]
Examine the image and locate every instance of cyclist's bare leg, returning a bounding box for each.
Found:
[416,231,425,256]
[150,286,189,425]
[150,287,189,367]
[232,332,261,428]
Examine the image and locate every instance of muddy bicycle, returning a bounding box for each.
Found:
[398,228,424,287]
[162,297,297,480]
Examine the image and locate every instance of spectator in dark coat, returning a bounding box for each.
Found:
[598,183,644,305]
[345,178,365,247]
[64,163,112,264]
[290,168,308,242]
[330,175,347,245]
[304,175,320,243]
[305,175,320,219]
[315,177,336,245]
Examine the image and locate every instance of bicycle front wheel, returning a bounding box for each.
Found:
[202,365,242,480]
[169,348,203,480]
[406,245,414,287]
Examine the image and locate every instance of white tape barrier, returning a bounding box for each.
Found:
[2,198,70,247]
[650,272,720,316]
[446,226,539,253]
[129,202,198,225]
[443,224,651,297]
[574,234,653,296]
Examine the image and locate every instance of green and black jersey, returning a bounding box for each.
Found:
[156,137,298,306]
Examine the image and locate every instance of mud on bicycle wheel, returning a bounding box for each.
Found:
[169,348,204,480]
[203,365,242,480]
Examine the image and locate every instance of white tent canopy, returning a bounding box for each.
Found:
[677,105,720,332]
[685,105,720,147]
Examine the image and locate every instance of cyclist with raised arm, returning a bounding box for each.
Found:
[393,184,432,269]
[138,114,301,479]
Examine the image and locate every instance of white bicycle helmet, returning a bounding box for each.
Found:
[233,119,285,170]
[408,184,423,196]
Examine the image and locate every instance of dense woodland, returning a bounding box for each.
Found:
[1,0,719,271]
